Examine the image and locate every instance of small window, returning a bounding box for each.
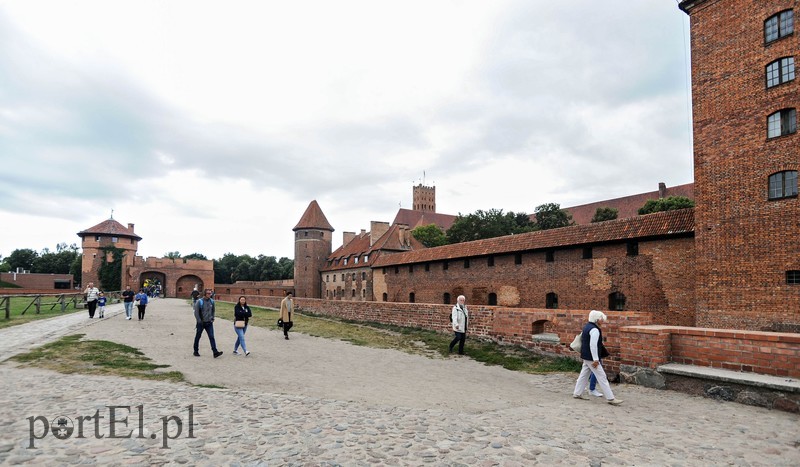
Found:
[767,108,797,138]
[352,273,356,280]
[786,271,800,284]
[769,171,798,200]
[354,257,359,264]
[582,247,592,259]
[766,57,795,88]
[488,293,497,306]
[394,266,399,274]
[95,235,100,241]
[515,253,522,265]
[765,10,794,44]
[111,237,118,243]
[352,289,355,297]
[362,289,366,297]
[409,292,415,303]
[545,292,558,309]
[464,259,470,268]
[304,231,308,237]
[341,274,345,281]
[383,267,387,274]
[488,256,495,267]
[424,263,430,272]
[443,293,451,304]
[343,258,348,266]
[333,275,336,282]
[364,254,369,263]
[609,292,626,311]
[627,242,639,256]
[326,275,329,281]
[362,272,366,280]
[545,251,554,262]
[382,293,388,302]
[409,265,414,274]
[443,261,449,270]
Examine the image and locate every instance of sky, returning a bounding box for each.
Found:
[0,0,694,261]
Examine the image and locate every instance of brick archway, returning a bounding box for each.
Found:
[176,275,204,299]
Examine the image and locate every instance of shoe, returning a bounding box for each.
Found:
[245,351,250,356]
[590,389,603,397]
[213,351,223,358]
[608,399,624,406]
[573,394,589,400]
[126,317,131,320]
[233,351,239,355]
[193,352,200,357]
[284,336,289,340]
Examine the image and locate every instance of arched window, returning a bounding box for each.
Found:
[609,292,626,311]
[409,292,415,303]
[546,292,558,309]
[766,57,795,88]
[767,108,797,138]
[382,292,388,302]
[768,171,798,200]
[488,293,497,306]
[764,9,794,44]
[443,293,451,304]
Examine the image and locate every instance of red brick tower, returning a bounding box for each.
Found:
[680,1,799,330]
[412,184,436,212]
[293,200,334,298]
[77,219,141,289]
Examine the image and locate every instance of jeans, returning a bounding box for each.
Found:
[123,301,133,318]
[233,325,248,353]
[194,322,218,353]
[449,331,466,354]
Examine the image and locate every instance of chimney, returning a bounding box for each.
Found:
[360,229,366,236]
[343,231,356,246]
[369,221,390,246]
[658,182,667,198]
[397,224,410,247]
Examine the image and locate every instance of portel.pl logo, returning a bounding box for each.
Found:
[27,405,194,449]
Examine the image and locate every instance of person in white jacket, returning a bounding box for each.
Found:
[449,295,469,355]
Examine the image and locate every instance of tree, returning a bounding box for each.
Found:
[164,251,181,259]
[0,255,9,273]
[637,196,695,215]
[534,203,574,230]
[32,249,79,274]
[591,207,619,223]
[183,253,208,260]
[278,257,294,279]
[7,249,38,272]
[97,246,125,291]
[446,209,536,244]
[70,255,82,285]
[412,224,447,247]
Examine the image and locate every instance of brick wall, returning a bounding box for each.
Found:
[0,273,73,290]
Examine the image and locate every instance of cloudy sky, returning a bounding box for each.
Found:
[0,0,693,261]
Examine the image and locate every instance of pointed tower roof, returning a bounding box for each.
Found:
[293,200,334,232]
[78,218,142,240]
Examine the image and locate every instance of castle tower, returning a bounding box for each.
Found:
[77,219,141,289]
[293,200,334,298]
[680,0,799,330]
[412,183,436,212]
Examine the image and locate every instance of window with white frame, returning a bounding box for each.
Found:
[765,10,794,44]
[768,171,798,200]
[766,57,795,88]
[767,108,796,138]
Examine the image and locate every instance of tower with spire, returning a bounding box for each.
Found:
[293,200,334,298]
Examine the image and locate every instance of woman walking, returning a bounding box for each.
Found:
[135,289,149,320]
[233,296,252,356]
[572,310,623,405]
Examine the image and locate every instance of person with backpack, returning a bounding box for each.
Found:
[193,289,223,358]
[448,295,469,355]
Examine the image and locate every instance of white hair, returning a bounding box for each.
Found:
[588,310,607,323]
[457,295,466,303]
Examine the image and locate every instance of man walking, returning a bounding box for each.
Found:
[279,291,294,340]
[193,289,223,358]
[449,295,469,355]
[121,285,135,320]
[84,282,100,319]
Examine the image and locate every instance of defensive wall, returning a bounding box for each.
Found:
[213,280,293,298]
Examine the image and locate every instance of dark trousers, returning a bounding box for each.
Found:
[283,321,293,337]
[87,300,97,318]
[194,322,218,352]
[137,305,146,320]
[449,331,466,354]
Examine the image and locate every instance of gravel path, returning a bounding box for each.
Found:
[0,298,798,465]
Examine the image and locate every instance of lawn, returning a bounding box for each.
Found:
[0,295,84,329]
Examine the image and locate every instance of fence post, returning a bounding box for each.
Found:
[60,295,66,312]
[35,295,41,314]
[3,297,8,320]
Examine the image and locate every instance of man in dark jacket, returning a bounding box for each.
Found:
[193,289,222,358]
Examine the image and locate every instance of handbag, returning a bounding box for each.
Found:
[569,333,582,352]
[134,299,141,306]
[277,318,283,328]
[234,320,246,328]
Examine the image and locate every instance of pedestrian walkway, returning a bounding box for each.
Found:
[0,298,798,466]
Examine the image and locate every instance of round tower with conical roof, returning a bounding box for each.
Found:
[293,200,334,298]
[77,218,141,289]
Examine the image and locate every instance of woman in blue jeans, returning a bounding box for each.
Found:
[233,296,252,356]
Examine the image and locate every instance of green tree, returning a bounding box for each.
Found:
[412,224,447,247]
[534,203,574,230]
[591,207,619,223]
[164,251,181,259]
[637,196,695,215]
[278,257,294,279]
[7,248,38,272]
[70,255,82,285]
[0,255,10,273]
[446,209,536,244]
[183,253,208,260]
[97,246,125,291]
[214,253,240,284]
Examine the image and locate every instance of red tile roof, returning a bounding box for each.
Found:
[324,224,427,272]
[293,200,334,231]
[373,208,694,267]
[77,219,142,240]
[564,183,694,225]
[392,208,457,231]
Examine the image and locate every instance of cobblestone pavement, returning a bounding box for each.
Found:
[0,299,798,466]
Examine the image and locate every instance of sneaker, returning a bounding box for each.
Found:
[245,351,250,356]
[590,389,603,397]
[193,352,200,357]
[213,351,223,358]
[126,317,131,320]
[573,394,589,400]
[608,399,624,406]
[233,351,239,356]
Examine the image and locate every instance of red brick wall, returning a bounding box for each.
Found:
[0,273,73,289]
[687,0,800,330]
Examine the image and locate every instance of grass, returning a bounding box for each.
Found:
[211,300,582,375]
[10,334,184,382]
[0,295,83,330]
